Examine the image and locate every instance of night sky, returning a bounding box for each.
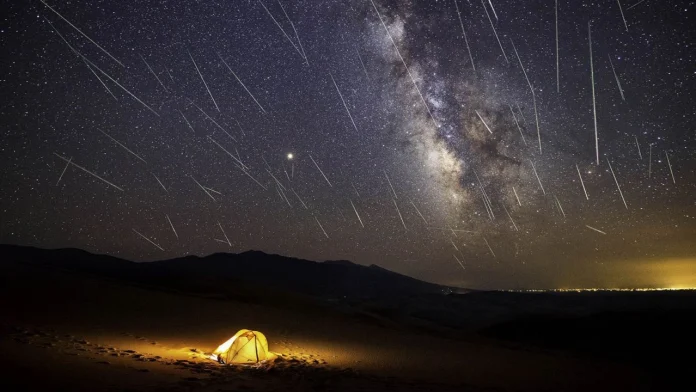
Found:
[1,0,694,289]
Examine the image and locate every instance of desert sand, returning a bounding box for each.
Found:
[0,260,646,391]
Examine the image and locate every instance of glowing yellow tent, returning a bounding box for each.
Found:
[212,329,270,364]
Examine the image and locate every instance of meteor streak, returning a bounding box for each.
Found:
[56,156,72,185]
[555,0,559,92]
[530,160,545,195]
[140,54,169,93]
[314,216,329,238]
[410,200,428,225]
[187,50,220,112]
[606,158,628,209]
[665,151,675,184]
[166,215,178,239]
[509,105,527,145]
[511,39,541,154]
[53,153,123,191]
[608,54,625,100]
[83,59,117,100]
[454,0,476,73]
[40,0,124,67]
[617,0,629,31]
[475,110,493,134]
[46,19,158,117]
[309,154,332,187]
[218,222,231,246]
[589,21,599,165]
[576,164,589,200]
[257,0,306,61]
[99,129,147,164]
[393,199,407,231]
[453,254,466,271]
[481,0,508,63]
[349,199,364,228]
[502,204,519,231]
[585,225,607,235]
[483,236,496,258]
[384,170,398,199]
[218,53,267,114]
[512,187,522,206]
[133,229,164,251]
[152,173,168,193]
[191,176,216,202]
[329,73,359,133]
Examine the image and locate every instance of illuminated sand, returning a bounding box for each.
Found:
[0,261,645,391]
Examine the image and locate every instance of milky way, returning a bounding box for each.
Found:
[1,0,694,289]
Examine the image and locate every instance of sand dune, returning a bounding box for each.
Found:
[0,260,646,391]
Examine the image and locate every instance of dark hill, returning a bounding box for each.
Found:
[0,244,447,299]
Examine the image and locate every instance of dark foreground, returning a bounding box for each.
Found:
[2,245,695,391]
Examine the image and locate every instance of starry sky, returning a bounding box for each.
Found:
[1,0,694,289]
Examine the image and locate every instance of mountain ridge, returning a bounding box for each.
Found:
[0,244,451,299]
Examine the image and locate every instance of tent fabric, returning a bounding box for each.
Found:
[213,329,269,364]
